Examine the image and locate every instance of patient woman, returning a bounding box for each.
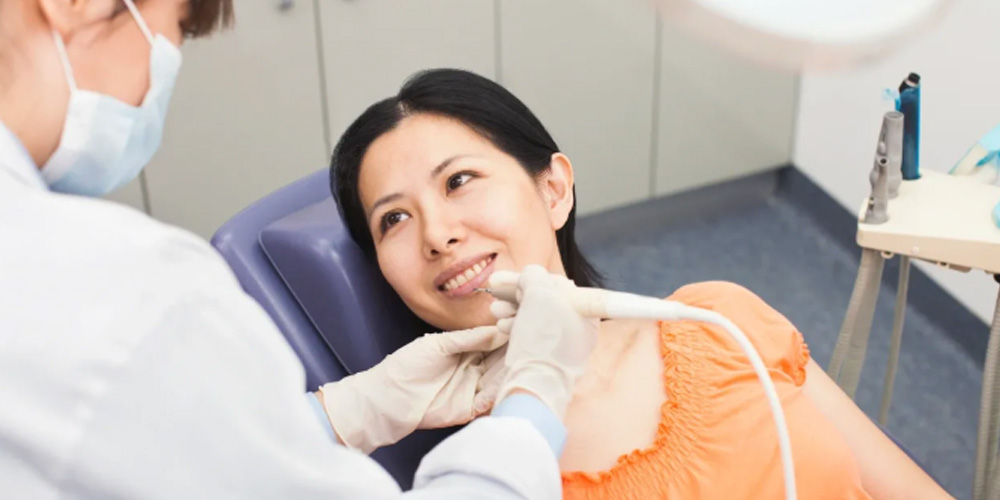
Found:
[329,68,951,500]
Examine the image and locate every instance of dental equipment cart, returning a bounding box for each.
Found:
[828,111,1000,500]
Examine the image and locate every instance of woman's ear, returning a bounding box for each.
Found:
[38,0,106,39]
[540,152,576,231]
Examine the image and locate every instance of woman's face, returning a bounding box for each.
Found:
[358,113,576,331]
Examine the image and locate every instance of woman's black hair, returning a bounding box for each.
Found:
[329,68,602,288]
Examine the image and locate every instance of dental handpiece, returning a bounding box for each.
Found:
[476,284,689,320]
[475,282,798,500]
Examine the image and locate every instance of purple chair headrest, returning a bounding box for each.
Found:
[211,170,346,390]
[259,198,431,374]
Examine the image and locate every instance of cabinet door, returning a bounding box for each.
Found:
[499,0,657,215]
[319,0,496,145]
[655,26,798,196]
[143,1,328,239]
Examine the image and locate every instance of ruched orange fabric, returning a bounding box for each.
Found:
[560,281,871,500]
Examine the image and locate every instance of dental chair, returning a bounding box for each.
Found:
[210,168,454,490]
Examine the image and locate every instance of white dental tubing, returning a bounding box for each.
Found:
[477,283,798,500]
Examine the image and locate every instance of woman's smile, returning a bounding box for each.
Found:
[436,252,497,297]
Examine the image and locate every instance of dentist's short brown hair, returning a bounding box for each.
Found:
[182,0,234,38]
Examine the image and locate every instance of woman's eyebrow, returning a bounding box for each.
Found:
[369,193,403,222]
[429,154,469,180]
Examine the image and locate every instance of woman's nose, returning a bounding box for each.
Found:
[421,209,465,258]
[427,237,459,258]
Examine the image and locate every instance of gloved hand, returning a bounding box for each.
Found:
[477,343,509,411]
[317,326,508,454]
[488,265,599,420]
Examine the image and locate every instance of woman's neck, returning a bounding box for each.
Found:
[0,8,70,168]
[572,319,648,397]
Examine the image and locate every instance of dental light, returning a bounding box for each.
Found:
[652,0,956,71]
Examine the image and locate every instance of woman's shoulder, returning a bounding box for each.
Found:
[666,281,796,328]
[662,280,810,385]
[666,280,768,309]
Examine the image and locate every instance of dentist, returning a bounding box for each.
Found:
[0,1,597,498]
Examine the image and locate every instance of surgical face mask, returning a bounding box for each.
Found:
[42,0,182,197]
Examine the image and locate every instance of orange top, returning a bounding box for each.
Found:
[561,281,872,500]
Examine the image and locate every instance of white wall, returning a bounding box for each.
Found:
[118,0,799,240]
[794,0,1000,323]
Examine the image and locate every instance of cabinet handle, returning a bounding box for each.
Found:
[278,0,294,11]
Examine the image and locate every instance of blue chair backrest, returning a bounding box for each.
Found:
[211,168,456,489]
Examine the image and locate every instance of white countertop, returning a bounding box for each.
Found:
[857,169,1000,274]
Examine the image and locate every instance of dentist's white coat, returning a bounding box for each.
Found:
[0,123,560,500]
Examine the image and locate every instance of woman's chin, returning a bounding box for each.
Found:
[423,294,500,331]
[430,308,498,332]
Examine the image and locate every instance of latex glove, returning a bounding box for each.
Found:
[317,326,508,454]
[476,343,509,413]
[488,265,599,419]
[422,330,509,423]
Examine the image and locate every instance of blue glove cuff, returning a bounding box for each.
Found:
[492,393,567,456]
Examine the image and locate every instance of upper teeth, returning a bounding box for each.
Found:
[443,257,492,291]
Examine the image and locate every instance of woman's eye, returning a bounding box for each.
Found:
[380,211,409,234]
[447,172,475,192]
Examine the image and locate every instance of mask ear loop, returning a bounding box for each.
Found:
[50,0,154,92]
[51,31,78,91]
[121,0,155,45]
